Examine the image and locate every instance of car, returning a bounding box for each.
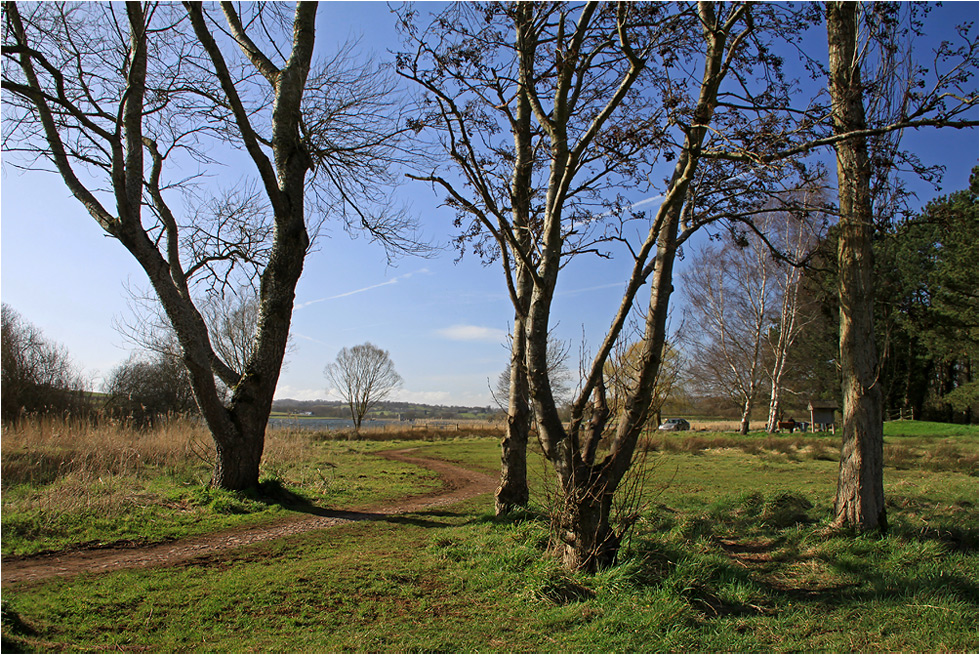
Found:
[658,418,690,431]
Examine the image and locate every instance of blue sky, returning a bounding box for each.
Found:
[2,2,977,407]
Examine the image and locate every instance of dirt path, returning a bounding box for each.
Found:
[1,448,496,588]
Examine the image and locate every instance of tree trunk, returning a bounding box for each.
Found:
[496,326,532,514]
[558,468,618,572]
[212,426,265,490]
[766,378,782,433]
[827,1,886,532]
[738,399,752,435]
[495,72,536,516]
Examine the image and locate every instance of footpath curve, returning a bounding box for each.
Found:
[1,448,496,587]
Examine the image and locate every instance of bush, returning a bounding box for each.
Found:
[1,304,88,422]
[102,352,197,427]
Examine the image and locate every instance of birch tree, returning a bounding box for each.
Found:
[763,204,824,432]
[681,238,775,435]
[681,205,824,434]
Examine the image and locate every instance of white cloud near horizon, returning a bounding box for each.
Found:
[274,384,328,401]
[295,268,430,309]
[275,385,491,407]
[435,324,507,343]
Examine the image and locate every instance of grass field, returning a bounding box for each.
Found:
[2,418,977,652]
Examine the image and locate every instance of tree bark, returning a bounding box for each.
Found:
[212,422,266,490]
[495,68,536,516]
[528,2,748,570]
[558,466,619,571]
[827,1,887,532]
[496,324,532,514]
[738,399,753,435]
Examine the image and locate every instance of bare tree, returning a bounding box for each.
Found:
[2,2,418,489]
[492,332,572,514]
[103,351,197,427]
[399,2,823,570]
[681,205,825,434]
[604,337,682,432]
[1,304,87,422]
[396,1,974,561]
[762,203,825,432]
[826,2,885,531]
[492,334,573,414]
[688,2,975,531]
[814,3,977,532]
[681,238,774,435]
[324,343,403,431]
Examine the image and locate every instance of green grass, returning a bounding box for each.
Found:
[2,420,977,653]
[884,420,978,440]
[1,433,444,556]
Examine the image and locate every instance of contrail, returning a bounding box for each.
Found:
[295,268,429,309]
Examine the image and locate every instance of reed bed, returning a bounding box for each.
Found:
[1,416,504,493]
[1,415,215,488]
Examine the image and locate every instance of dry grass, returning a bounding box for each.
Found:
[687,420,769,432]
[317,421,504,442]
[0,417,503,492]
[2,415,488,555]
[885,441,978,476]
[1,415,215,488]
[640,433,839,462]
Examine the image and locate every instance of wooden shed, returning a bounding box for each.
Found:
[807,400,838,433]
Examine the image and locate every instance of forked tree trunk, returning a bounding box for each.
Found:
[4,3,316,493]
[827,1,886,532]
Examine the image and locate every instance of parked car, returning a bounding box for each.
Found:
[658,418,690,431]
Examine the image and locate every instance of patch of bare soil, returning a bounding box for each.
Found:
[1,448,496,588]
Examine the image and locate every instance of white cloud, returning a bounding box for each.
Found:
[435,324,507,343]
[392,389,454,405]
[273,384,328,401]
[393,389,495,407]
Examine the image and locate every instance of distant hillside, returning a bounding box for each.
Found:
[272,399,501,421]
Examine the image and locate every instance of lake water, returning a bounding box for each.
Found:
[268,417,388,431]
[268,417,500,432]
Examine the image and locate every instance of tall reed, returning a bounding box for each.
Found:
[1,415,219,487]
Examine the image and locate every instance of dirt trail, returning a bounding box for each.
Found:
[1,448,496,587]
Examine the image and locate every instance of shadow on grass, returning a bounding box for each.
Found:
[1,601,35,654]
[622,523,978,618]
[250,480,468,529]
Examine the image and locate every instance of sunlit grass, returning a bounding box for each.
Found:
[0,417,461,555]
[2,419,976,652]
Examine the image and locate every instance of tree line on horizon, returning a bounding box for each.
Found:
[2,1,976,571]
